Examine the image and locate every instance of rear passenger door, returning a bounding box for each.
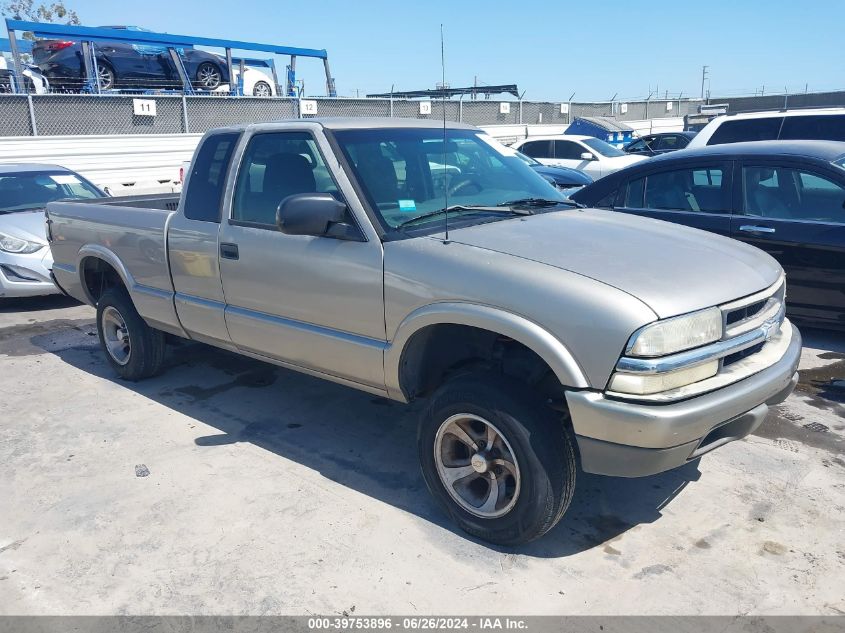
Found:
[614,162,733,236]
[730,160,845,326]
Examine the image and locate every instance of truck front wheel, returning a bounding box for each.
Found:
[96,287,165,381]
[418,372,577,545]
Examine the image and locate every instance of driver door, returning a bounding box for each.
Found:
[217,130,386,391]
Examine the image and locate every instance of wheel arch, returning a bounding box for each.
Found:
[385,302,589,401]
[77,245,134,305]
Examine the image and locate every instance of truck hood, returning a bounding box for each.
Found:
[0,209,48,244]
[442,209,782,318]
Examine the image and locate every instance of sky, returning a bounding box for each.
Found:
[35,0,845,101]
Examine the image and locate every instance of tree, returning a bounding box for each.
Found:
[1,0,80,25]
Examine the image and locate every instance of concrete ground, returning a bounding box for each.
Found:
[1,296,843,616]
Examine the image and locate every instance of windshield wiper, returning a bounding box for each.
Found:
[396,205,532,230]
[498,197,585,209]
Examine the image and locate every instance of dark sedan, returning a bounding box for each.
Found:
[572,140,845,330]
[33,29,229,92]
[514,150,593,195]
[624,131,697,156]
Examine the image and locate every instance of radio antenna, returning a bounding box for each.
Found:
[440,23,449,243]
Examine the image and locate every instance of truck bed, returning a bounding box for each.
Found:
[48,193,181,314]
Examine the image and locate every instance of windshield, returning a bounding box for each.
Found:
[0,171,104,213]
[581,137,626,158]
[333,128,566,230]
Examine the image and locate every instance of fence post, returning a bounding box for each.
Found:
[518,99,523,124]
[389,94,394,117]
[181,96,190,134]
[295,97,301,118]
[26,95,38,136]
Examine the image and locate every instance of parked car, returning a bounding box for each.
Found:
[33,28,230,92]
[48,119,800,545]
[511,134,647,178]
[687,108,845,148]
[0,163,105,298]
[571,140,845,329]
[0,56,50,94]
[232,66,276,97]
[624,131,697,156]
[514,150,593,195]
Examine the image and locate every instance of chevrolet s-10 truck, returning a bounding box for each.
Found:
[47,118,801,545]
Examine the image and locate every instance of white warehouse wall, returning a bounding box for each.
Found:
[0,134,203,195]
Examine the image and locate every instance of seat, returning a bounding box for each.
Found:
[354,147,398,205]
[246,153,317,224]
[745,168,791,219]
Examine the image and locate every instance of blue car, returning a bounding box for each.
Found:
[514,151,593,196]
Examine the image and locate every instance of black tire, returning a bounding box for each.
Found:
[419,372,576,545]
[96,287,165,381]
[196,62,222,90]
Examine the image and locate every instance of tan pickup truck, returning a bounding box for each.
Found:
[47,118,801,544]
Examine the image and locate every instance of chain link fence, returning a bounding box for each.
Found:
[1,90,844,137]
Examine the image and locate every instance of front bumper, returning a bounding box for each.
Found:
[566,321,802,477]
[0,248,60,298]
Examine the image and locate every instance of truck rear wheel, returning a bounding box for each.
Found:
[96,287,165,381]
[418,372,577,545]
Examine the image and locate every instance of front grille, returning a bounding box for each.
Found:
[723,341,765,367]
[725,299,766,326]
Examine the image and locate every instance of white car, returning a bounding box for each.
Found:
[687,107,845,148]
[215,66,276,97]
[511,134,647,179]
[0,56,50,94]
[0,164,106,298]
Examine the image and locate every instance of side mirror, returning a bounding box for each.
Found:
[276,193,361,240]
[580,152,595,161]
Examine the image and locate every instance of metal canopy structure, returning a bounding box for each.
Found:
[3,19,336,96]
[367,84,520,99]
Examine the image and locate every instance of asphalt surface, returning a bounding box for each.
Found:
[1,296,843,615]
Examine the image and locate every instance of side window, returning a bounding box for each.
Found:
[625,139,648,153]
[183,132,239,222]
[232,132,340,226]
[743,165,845,223]
[625,177,645,207]
[779,115,845,142]
[594,189,618,208]
[520,140,552,158]
[655,135,680,151]
[643,166,727,212]
[554,141,586,160]
[707,118,783,145]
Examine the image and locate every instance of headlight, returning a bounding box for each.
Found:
[0,232,44,254]
[609,360,719,395]
[627,307,722,357]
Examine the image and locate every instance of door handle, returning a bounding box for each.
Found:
[739,225,776,235]
[220,242,239,260]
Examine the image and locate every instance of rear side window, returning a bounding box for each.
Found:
[183,132,240,222]
[625,177,645,207]
[707,118,783,145]
[519,140,552,159]
[554,140,585,160]
[779,114,845,141]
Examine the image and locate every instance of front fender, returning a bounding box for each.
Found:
[384,302,589,401]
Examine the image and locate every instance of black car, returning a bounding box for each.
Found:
[32,28,229,92]
[571,140,845,329]
[623,131,697,156]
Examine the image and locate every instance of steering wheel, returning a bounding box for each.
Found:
[448,178,483,197]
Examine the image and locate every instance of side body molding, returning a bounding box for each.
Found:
[384,302,589,401]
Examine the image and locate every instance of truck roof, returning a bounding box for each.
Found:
[216,117,479,134]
